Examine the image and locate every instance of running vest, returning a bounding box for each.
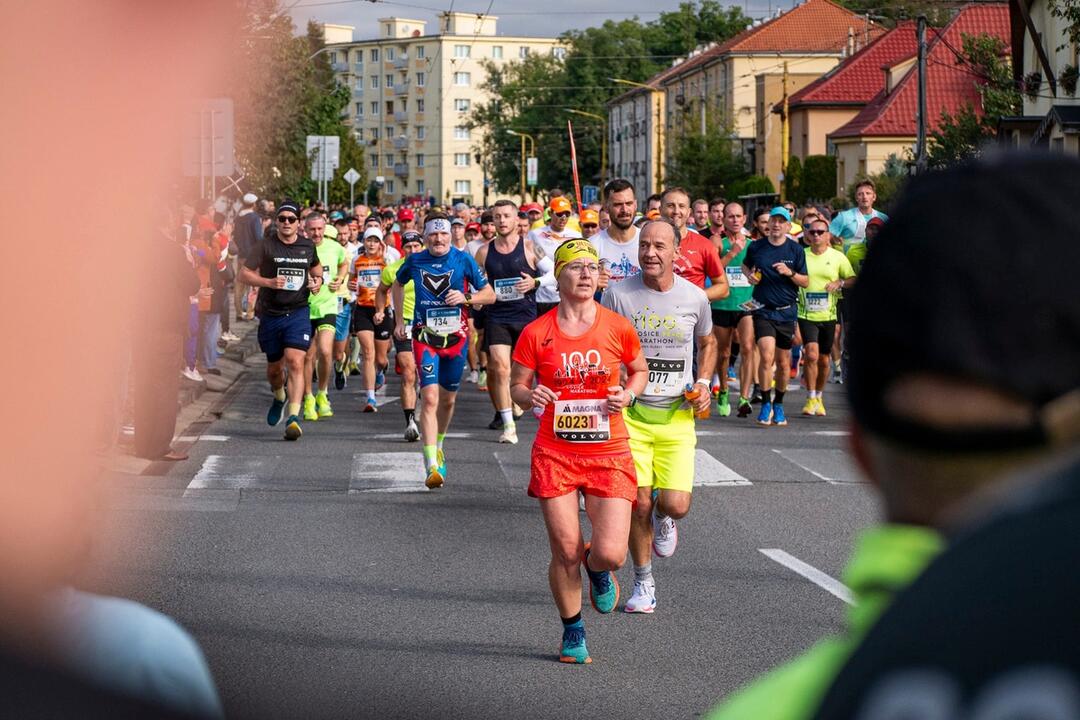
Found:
[483,237,538,324]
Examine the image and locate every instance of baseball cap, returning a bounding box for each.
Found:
[398,208,414,221]
[848,152,1080,452]
[451,217,465,226]
[329,210,344,221]
[278,199,301,216]
[866,217,886,230]
[453,202,469,213]
[769,206,792,222]
[580,209,599,226]
[363,226,384,240]
[549,197,572,215]
[465,222,481,233]
[645,209,660,220]
[522,202,543,214]
[242,192,258,205]
[401,230,423,245]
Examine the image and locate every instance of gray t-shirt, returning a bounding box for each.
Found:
[601,273,712,408]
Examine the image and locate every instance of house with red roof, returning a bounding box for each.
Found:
[659,0,884,184]
[827,3,1011,195]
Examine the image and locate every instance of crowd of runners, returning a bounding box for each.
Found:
[190,176,886,663]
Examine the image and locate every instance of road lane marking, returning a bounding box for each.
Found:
[349,452,429,493]
[759,549,854,605]
[812,430,850,437]
[694,450,752,486]
[184,455,270,496]
[176,435,230,442]
[770,448,862,484]
[367,432,475,440]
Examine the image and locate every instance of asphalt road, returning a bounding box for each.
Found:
[89,357,880,719]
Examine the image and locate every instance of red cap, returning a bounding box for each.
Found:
[465,222,481,233]
[522,202,543,214]
[397,208,414,221]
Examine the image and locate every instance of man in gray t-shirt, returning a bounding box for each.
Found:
[600,219,716,615]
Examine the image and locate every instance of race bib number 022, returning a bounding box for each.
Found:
[553,399,610,443]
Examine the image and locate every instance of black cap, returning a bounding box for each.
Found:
[847,152,1080,452]
[278,199,300,216]
[401,230,423,245]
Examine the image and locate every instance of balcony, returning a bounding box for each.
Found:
[393,163,409,178]
[352,87,364,99]
[392,54,409,69]
[330,62,347,72]
[393,110,409,124]
[392,135,408,149]
[353,116,364,126]
[393,80,410,96]
[353,62,364,73]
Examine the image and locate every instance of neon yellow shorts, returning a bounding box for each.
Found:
[623,406,697,492]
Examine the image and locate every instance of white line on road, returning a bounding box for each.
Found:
[367,432,475,440]
[176,435,230,442]
[771,448,862,484]
[812,430,851,437]
[759,549,854,605]
[185,455,269,496]
[771,448,836,484]
[349,452,429,493]
[694,450,752,486]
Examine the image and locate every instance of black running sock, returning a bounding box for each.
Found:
[765,388,774,403]
[561,612,582,626]
[774,390,785,405]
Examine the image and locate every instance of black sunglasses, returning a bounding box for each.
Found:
[277,215,299,224]
[806,229,827,236]
[554,212,571,218]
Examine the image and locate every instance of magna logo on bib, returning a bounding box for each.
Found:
[421,270,453,295]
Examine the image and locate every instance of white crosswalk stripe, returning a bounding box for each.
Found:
[349,452,429,493]
[184,455,272,496]
[694,449,752,487]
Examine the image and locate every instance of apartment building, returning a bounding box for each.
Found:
[324,14,562,205]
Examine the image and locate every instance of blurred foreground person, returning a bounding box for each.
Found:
[708,152,1080,720]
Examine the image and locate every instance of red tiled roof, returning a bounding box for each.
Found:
[787,21,918,108]
[829,3,1011,138]
[659,0,885,84]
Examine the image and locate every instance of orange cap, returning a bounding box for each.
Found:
[580,208,599,226]
[549,196,572,214]
[646,209,661,220]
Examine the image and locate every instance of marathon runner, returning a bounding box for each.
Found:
[376,213,494,488]
[659,187,729,301]
[450,217,467,250]
[798,217,855,416]
[380,230,423,441]
[473,199,550,444]
[743,207,808,426]
[579,209,600,240]
[352,226,394,412]
[601,219,714,613]
[590,178,641,289]
[239,199,323,440]
[528,196,582,315]
[510,239,647,664]
[332,216,358,391]
[709,201,757,418]
[691,198,710,233]
[301,213,348,421]
[830,179,888,251]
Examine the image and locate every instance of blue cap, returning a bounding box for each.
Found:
[769,206,792,222]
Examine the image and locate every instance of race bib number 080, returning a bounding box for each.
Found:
[553,399,610,442]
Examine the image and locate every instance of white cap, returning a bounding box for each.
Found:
[242,192,258,205]
[363,226,384,240]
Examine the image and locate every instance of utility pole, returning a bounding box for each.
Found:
[781,61,790,202]
[915,15,928,174]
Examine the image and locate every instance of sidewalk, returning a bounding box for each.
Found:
[109,317,259,477]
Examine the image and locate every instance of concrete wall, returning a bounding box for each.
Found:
[833,136,912,195]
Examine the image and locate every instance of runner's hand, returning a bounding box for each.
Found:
[746,268,760,285]
[514,272,534,294]
[606,385,628,413]
[373,310,385,325]
[691,382,711,413]
[308,275,323,291]
[329,278,343,292]
[271,276,287,289]
[732,235,747,253]
[825,280,842,293]
[772,262,793,277]
[530,384,558,410]
[347,278,358,292]
[393,323,406,341]
[444,289,466,306]
[598,266,610,289]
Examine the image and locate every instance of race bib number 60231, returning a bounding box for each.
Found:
[553,399,610,443]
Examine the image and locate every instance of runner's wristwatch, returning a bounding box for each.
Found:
[626,389,637,407]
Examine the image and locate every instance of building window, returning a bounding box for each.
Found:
[492,46,503,59]
[356,128,363,140]
[552,47,566,60]
[386,47,395,60]
[454,126,470,140]
[370,153,379,166]
[385,101,394,115]
[385,74,393,88]
[454,44,471,58]
[370,75,378,89]
[416,72,425,87]
[386,180,395,193]
[370,48,379,62]
[371,127,379,140]
[386,154,395,166]
[416,45,425,59]
[417,98,425,112]
[354,51,363,65]
[330,51,338,64]
[355,102,363,115]
[417,126,425,139]
[454,180,471,194]
[454,153,470,167]
[417,179,425,194]
[417,154,425,167]
[370,101,379,115]
[454,72,471,86]
[385,24,391,37]
[454,98,470,112]
[519,46,530,58]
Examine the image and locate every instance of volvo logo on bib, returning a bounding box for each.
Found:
[421,270,453,295]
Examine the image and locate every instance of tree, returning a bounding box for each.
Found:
[926,33,1021,168]
[849,153,907,211]
[801,155,838,203]
[784,155,803,204]
[664,110,748,200]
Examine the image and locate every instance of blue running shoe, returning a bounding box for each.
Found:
[582,544,619,614]
[437,449,447,480]
[757,401,773,426]
[559,621,591,664]
[375,369,385,391]
[727,366,737,380]
[267,397,286,426]
[773,404,788,426]
[283,415,302,441]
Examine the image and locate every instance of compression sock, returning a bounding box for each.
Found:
[423,445,438,470]
[273,387,286,402]
[436,433,446,450]
[561,612,582,627]
[367,390,376,402]
[403,408,415,423]
[774,390,785,405]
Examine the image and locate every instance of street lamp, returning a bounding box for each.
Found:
[610,77,664,193]
[564,109,607,191]
[506,129,536,202]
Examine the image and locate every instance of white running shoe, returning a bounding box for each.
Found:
[221,331,240,342]
[182,367,205,383]
[497,425,519,444]
[404,417,420,442]
[652,509,678,558]
[468,369,479,384]
[623,579,656,613]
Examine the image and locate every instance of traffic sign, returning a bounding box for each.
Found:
[582,184,599,206]
[344,168,360,185]
[306,135,340,169]
[526,157,538,187]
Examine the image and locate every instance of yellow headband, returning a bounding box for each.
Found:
[553,239,599,278]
